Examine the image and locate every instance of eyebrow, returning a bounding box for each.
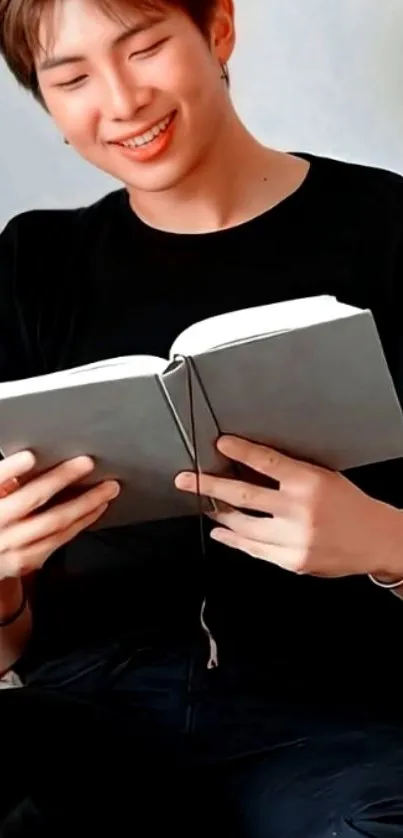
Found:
[38,18,160,72]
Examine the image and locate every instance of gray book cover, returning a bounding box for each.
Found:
[174,310,403,473]
[0,303,402,529]
[0,374,210,528]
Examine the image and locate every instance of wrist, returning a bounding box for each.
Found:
[0,578,24,622]
[369,502,403,583]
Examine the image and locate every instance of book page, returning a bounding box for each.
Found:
[169,295,361,359]
[0,355,168,399]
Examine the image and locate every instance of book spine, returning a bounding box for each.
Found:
[184,356,221,438]
[157,362,220,514]
[167,354,222,465]
[156,373,198,467]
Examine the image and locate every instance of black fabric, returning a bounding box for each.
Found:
[1,151,403,696]
[3,646,403,836]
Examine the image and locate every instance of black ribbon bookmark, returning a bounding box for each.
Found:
[182,355,219,669]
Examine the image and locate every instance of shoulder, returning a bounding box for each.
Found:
[0,188,131,380]
[0,188,127,254]
[298,152,403,227]
[298,154,403,375]
[0,189,129,377]
[0,188,128,314]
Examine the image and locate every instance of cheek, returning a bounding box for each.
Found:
[159,42,215,112]
[172,66,217,134]
[45,93,98,145]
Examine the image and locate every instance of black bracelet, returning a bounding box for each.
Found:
[0,591,28,628]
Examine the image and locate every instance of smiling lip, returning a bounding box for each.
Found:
[112,111,177,163]
[108,111,176,150]
[108,111,176,145]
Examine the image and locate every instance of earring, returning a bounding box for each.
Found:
[64,138,70,145]
[220,63,229,85]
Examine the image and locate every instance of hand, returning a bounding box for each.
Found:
[0,451,120,581]
[175,436,403,580]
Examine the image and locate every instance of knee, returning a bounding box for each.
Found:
[342,796,403,836]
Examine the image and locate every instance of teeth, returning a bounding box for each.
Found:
[121,115,172,148]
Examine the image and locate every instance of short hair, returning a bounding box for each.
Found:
[0,0,218,102]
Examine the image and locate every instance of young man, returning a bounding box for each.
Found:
[1,0,403,834]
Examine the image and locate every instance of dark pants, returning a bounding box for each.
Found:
[2,640,403,837]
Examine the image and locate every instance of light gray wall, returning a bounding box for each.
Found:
[1,0,403,229]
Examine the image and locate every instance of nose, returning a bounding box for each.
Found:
[101,71,153,122]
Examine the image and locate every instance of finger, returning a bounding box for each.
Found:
[0,451,36,486]
[2,480,120,551]
[216,436,304,482]
[0,456,95,527]
[41,502,110,553]
[3,503,110,577]
[207,506,287,544]
[210,527,297,571]
[176,472,284,515]
[0,478,20,499]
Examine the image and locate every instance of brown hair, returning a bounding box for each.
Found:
[0,0,218,102]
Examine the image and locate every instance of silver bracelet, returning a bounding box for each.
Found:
[368,573,403,590]
[0,671,23,690]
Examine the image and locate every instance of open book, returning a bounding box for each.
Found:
[0,295,402,529]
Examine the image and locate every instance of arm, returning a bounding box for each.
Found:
[0,214,120,679]
[0,578,32,675]
[0,452,118,678]
[0,217,36,677]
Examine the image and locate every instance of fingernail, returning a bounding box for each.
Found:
[217,436,233,451]
[175,473,194,489]
[74,456,94,470]
[17,450,36,467]
[210,529,225,542]
[105,481,120,498]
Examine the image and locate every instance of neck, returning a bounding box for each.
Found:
[127,109,308,234]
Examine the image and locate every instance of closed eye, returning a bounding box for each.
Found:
[129,37,169,58]
[54,37,169,88]
[56,75,88,89]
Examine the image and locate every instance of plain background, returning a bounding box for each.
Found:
[1,0,403,229]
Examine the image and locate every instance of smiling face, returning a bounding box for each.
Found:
[35,0,235,193]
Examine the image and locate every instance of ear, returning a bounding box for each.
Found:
[210,0,236,66]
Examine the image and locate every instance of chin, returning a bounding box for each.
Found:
[124,163,195,195]
[89,142,197,195]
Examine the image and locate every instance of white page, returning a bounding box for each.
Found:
[170,296,361,359]
[0,355,167,400]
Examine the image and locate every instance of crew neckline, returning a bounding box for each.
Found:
[121,152,316,242]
